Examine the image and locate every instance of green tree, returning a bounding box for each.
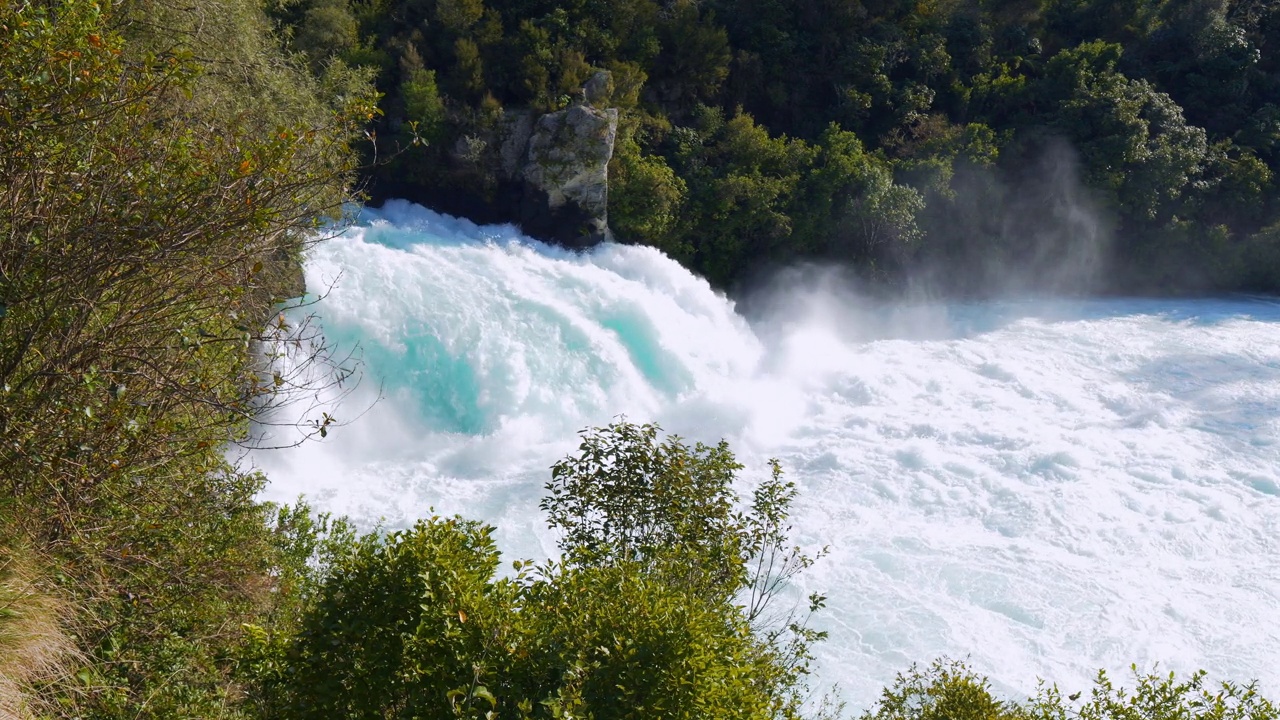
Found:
[1039,41,1209,220]
[1194,142,1274,230]
[295,0,360,71]
[794,126,925,268]
[451,37,487,99]
[608,130,688,253]
[541,421,747,593]
[1239,220,1280,290]
[436,0,486,34]
[256,422,827,719]
[257,516,518,719]
[542,421,829,675]
[861,660,1012,720]
[1142,5,1258,136]
[521,560,796,720]
[672,109,812,286]
[651,5,732,112]
[402,67,448,146]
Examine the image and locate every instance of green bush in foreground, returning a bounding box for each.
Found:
[865,660,1277,720]
[0,0,374,715]
[246,421,827,719]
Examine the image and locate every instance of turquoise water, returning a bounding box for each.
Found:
[251,200,1280,705]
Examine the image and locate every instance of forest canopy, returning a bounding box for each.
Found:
[280,0,1280,294]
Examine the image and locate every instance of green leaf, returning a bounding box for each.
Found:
[473,685,497,707]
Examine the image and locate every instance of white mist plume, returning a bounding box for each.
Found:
[909,138,1113,296]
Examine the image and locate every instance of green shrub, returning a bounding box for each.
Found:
[863,661,1278,720]
[252,421,827,719]
[0,0,373,715]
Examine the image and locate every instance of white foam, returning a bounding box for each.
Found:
[250,201,1280,705]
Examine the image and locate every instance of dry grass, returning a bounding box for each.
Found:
[0,543,79,720]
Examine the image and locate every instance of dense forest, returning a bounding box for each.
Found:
[277,0,1280,293]
[2,0,1279,716]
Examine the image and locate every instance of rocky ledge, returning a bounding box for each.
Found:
[499,71,618,248]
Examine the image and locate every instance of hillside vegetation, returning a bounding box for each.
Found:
[0,0,373,713]
[282,0,1280,293]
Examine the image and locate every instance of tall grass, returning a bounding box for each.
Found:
[0,542,77,719]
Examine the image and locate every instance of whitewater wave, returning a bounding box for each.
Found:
[250,200,1280,705]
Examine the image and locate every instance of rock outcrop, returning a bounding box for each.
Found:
[519,103,617,247]
[374,72,619,250]
[509,71,618,248]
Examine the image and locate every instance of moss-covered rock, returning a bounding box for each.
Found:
[519,101,619,247]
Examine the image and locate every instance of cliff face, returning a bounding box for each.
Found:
[376,72,620,251]
[519,101,618,248]
[508,71,618,248]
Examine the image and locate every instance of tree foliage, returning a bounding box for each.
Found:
[0,0,375,715]
[863,660,1278,720]
[250,421,826,719]
[289,0,1280,293]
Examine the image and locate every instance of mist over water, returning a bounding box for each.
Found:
[908,139,1113,297]
[250,200,1280,705]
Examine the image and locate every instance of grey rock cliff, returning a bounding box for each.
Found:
[498,110,536,179]
[498,71,618,248]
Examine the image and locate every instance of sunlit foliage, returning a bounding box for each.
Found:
[247,421,827,719]
[287,0,1280,293]
[0,0,374,715]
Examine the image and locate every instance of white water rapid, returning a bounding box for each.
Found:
[250,200,1280,706]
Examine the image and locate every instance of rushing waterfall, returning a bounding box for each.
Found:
[250,200,1280,705]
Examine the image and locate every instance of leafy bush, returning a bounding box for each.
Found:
[863,660,1278,720]
[0,0,374,715]
[251,421,827,719]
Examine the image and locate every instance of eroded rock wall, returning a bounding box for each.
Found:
[519,102,617,248]
[497,71,617,248]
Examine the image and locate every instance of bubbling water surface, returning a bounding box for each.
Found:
[251,201,1280,705]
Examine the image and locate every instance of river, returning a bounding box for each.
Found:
[250,200,1280,705]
